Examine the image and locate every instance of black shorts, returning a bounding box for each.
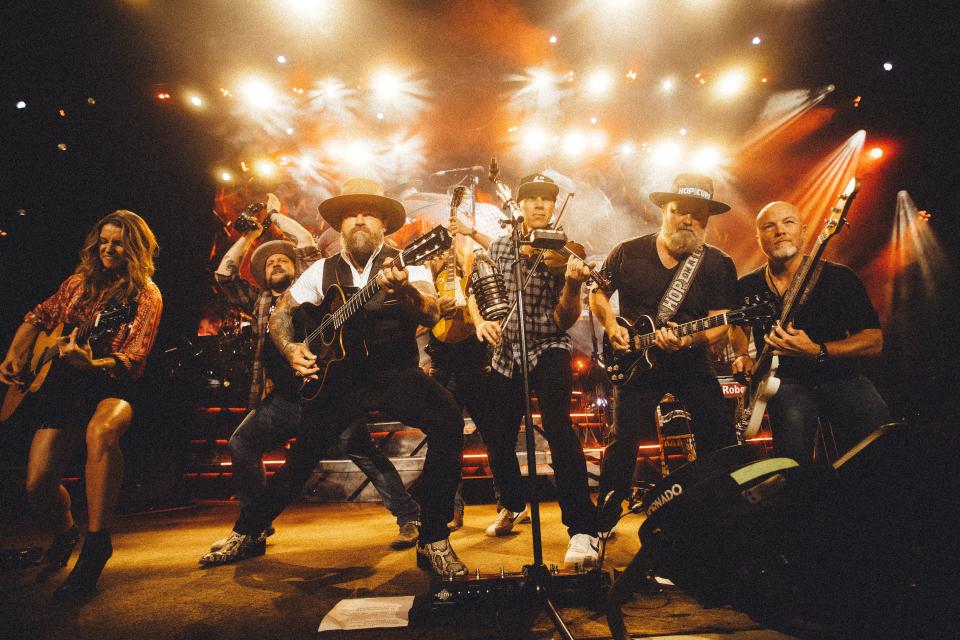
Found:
[22,367,131,431]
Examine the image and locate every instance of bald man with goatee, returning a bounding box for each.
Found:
[733,201,892,463]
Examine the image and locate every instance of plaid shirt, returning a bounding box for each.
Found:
[217,245,322,409]
[486,236,571,378]
[25,273,163,381]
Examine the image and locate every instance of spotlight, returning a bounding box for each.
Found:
[692,146,724,171]
[238,78,278,110]
[220,170,233,182]
[660,78,675,93]
[16,101,26,109]
[626,70,637,80]
[883,61,893,71]
[549,35,557,44]
[187,94,203,107]
[285,127,294,135]
[57,143,68,151]
[520,126,549,155]
[652,140,682,167]
[679,128,688,136]
[869,147,883,159]
[618,142,636,156]
[590,116,598,124]
[344,141,372,165]
[371,68,403,101]
[376,112,385,120]
[714,68,749,99]
[752,36,761,45]
[253,158,277,177]
[585,69,614,98]
[276,55,287,64]
[562,130,588,157]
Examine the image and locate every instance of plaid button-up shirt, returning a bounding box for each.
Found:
[217,245,322,409]
[486,236,571,378]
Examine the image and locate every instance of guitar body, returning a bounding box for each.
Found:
[431,270,473,343]
[1,324,65,422]
[297,285,366,403]
[739,356,781,441]
[602,315,658,387]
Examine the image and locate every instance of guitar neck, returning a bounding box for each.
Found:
[636,313,729,350]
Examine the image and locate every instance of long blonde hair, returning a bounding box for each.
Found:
[75,210,159,307]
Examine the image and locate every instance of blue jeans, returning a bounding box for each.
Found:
[767,375,892,463]
[229,393,419,524]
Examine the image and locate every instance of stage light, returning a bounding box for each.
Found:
[752,36,761,45]
[883,61,893,71]
[253,158,277,177]
[344,141,372,165]
[277,0,333,25]
[618,142,636,156]
[187,94,203,107]
[660,78,675,93]
[585,69,614,98]
[58,109,66,117]
[714,68,749,99]
[220,170,233,182]
[285,127,294,135]
[549,35,557,44]
[16,101,26,109]
[869,146,884,159]
[626,70,637,80]
[238,78,278,110]
[679,128,688,136]
[589,130,608,152]
[520,126,549,155]
[652,140,682,167]
[562,130,588,157]
[87,97,95,104]
[376,112,385,120]
[276,55,287,64]
[692,146,724,172]
[371,68,403,101]
[590,116,598,124]
[57,143,67,151]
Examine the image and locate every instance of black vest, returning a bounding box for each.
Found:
[321,246,421,369]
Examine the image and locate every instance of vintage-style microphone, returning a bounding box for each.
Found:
[469,249,509,321]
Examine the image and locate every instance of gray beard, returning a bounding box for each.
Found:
[661,228,705,254]
[769,244,799,260]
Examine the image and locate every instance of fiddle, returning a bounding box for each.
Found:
[520,237,611,290]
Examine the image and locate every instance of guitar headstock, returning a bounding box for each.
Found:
[819,177,860,243]
[400,225,453,266]
[450,186,466,211]
[729,293,777,325]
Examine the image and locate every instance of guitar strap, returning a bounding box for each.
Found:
[766,256,826,324]
[656,245,706,325]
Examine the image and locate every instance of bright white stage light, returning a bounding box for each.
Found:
[585,69,614,98]
[752,36,761,45]
[220,170,233,182]
[16,101,26,109]
[562,130,588,157]
[276,55,287,64]
[521,126,549,155]
[714,68,749,100]
[253,158,277,177]
[239,78,278,110]
[692,146,724,171]
[652,140,682,167]
[660,78,675,94]
[187,94,203,107]
[883,61,893,71]
[371,69,404,101]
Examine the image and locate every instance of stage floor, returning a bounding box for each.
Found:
[1,501,800,640]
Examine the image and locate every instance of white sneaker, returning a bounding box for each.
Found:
[484,506,530,537]
[564,533,599,567]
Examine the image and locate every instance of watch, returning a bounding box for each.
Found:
[815,342,829,364]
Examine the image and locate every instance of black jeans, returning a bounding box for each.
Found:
[480,348,596,537]
[234,363,463,544]
[767,374,891,463]
[599,363,736,508]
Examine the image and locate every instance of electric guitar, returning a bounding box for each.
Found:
[431,186,474,343]
[736,177,861,442]
[602,295,775,387]
[297,225,452,402]
[1,301,138,422]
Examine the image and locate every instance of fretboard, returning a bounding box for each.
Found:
[635,313,729,350]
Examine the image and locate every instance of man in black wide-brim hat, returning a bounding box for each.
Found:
[590,172,740,531]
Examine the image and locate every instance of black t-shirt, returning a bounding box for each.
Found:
[738,260,881,381]
[263,295,300,398]
[602,233,739,372]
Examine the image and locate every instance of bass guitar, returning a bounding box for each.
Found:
[736,177,860,442]
[297,225,452,402]
[602,295,775,387]
[1,301,137,422]
[431,186,474,343]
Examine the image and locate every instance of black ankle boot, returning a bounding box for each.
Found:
[36,524,80,584]
[54,530,112,599]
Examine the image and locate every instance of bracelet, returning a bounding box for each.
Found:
[734,353,749,358]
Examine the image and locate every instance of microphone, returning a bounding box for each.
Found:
[470,249,510,321]
[431,165,484,176]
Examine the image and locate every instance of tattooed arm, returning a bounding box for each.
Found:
[269,290,320,378]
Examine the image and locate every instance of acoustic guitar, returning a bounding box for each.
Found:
[431,186,474,343]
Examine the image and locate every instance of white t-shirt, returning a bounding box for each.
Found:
[289,246,434,306]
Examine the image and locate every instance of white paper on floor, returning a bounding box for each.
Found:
[318,595,416,632]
